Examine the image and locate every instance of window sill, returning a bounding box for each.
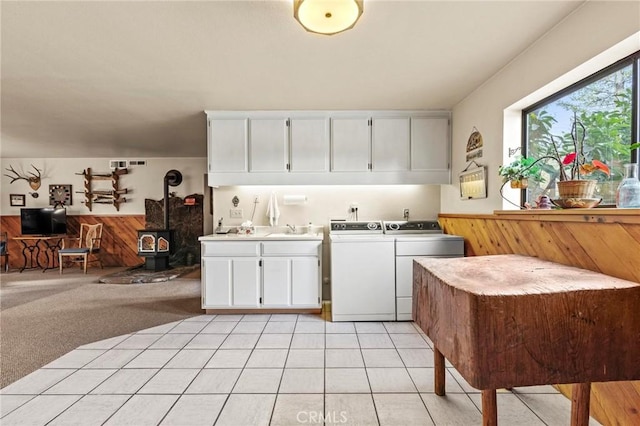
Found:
[440,208,640,224]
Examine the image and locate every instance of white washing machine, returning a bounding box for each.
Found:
[383,220,465,321]
[330,220,396,322]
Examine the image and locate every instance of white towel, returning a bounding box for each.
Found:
[266,192,280,226]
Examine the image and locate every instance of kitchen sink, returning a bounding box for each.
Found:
[266,232,319,237]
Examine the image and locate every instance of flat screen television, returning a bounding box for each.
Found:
[20,208,67,235]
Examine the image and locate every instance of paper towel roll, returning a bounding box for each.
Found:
[283,195,308,205]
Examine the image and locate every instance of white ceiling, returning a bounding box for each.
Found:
[1,0,584,159]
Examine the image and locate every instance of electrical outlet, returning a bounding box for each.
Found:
[230,208,243,219]
[403,208,410,220]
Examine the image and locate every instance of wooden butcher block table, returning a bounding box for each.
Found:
[412,254,640,426]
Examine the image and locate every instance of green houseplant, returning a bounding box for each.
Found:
[498,156,543,189]
[508,116,610,201]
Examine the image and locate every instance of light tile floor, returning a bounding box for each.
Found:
[0,312,601,425]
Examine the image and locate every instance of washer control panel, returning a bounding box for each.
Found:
[330,220,383,233]
[383,221,442,234]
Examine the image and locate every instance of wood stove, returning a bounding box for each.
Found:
[137,169,183,271]
[137,229,171,271]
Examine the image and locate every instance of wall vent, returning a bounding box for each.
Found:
[109,160,127,170]
[128,160,147,166]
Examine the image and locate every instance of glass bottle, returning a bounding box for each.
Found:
[616,163,640,208]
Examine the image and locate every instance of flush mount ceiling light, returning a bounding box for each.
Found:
[294,0,364,35]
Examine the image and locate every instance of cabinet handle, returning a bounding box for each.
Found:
[286,163,290,171]
[259,297,262,304]
[259,260,262,267]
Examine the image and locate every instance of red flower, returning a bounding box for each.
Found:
[562,153,576,165]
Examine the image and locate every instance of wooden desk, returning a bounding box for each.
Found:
[13,236,65,272]
[413,254,640,426]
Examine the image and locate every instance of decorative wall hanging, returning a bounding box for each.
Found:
[75,168,128,211]
[10,194,26,207]
[466,127,484,162]
[459,161,487,200]
[49,184,72,206]
[4,164,42,191]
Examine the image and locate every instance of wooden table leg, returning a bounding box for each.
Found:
[433,346,445,396]
[571,382,591,426]
[481,389,497,426]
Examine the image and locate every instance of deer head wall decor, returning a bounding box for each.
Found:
[4,164,42,191]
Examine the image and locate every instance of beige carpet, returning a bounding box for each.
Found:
[0,267,202,388]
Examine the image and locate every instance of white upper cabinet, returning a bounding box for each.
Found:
[290,118,329,172]
[208,118,248,172]
[205,110,451,185]
[371,117,410,172]
[249,118,288,172]
[331,117,370,172]
[411,116,450,171]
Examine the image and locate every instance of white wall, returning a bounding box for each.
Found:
[213,185,441,228]
[1,157,207,216]
[443,1,640,214]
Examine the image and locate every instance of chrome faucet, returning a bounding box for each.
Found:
[286,224,296,233]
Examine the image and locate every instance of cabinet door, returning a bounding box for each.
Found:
[290,118,329,172]
[208,119,248,172]
[262,258,291,307]
[330,117,370,172]
[202,258,233,307]
[371,117,410,171]
[291,257,320,306]
[231,259,261,307]
[411,117,450,171]
[395,256,414,298]
[249,118,288,172]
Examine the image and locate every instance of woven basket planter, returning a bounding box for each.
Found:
[557,179,596,198]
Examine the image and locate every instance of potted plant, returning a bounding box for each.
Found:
[498,156,543,189]
[547,117,610,199]
[517,114,610,200]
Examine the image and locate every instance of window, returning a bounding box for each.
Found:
[523,51,639,205]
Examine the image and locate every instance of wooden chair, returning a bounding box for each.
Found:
[0,232,8,273]
[59,223,103,274]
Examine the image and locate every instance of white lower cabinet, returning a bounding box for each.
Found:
[262,258,290,306]
[201,240,321,310]
[291,258,320,305]
[202,258,260,308]
[262,257,320,307]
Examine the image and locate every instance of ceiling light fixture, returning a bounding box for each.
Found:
[294,0,364,36]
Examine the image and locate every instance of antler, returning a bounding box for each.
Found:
[28,164,42,181]
[3,165,30,184]
[4,164,43,190]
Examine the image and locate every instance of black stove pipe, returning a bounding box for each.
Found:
[163,170,183,230]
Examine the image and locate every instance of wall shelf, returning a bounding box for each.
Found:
[76,168,129,211]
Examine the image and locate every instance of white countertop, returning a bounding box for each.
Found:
[199,226,324,242]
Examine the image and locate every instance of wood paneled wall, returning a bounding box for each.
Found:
[1,215,145,270]
[439,210,640,426]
